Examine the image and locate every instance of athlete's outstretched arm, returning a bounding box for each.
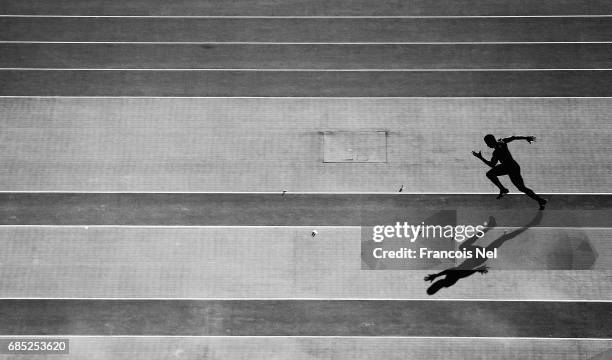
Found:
[424,269,450,282]
[472,151,498,168]
[502,136,536,143]
[475,265,489,274]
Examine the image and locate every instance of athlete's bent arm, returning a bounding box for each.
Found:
[472,151,498,168]
[502,135,536,143]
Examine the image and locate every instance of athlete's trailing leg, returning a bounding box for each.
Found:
[509,170,548,210]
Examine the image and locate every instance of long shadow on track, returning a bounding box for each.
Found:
[425,211,543,295]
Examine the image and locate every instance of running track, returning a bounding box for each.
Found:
[1,1,612,358]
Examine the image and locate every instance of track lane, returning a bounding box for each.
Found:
[0,227,610,299]
[2,17,611,42]
[0,337,608,360]
[3,43,612,69]
[2,0,612,16]
[0,193,610,227]
[2,70,612,97]
[1,300,610,337]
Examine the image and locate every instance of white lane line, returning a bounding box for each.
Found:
[0,191,609,194]
[1,68,611,71]
[0,225,359,228]
[0,190,611,194]
[1,225,610,229]
[0,298,610,302]
[0,335,608,340]
[1,15,612,18]
[2,41,612,45]
[2,96,612,99]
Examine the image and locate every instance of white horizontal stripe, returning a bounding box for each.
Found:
[0,190,608,194]
[2,96,612,99]
[2,68,611,71]
[2,41,611,44]
[0,225,357,229]
[0,226,609,229]
[0,297,609,302]
[1,15,612,18]
[0,335,608,340]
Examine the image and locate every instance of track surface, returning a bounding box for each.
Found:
[1,1,611,357]
[1,300,610,337]
[1,193,609,226]
[4,44,612,69]
[0,337,607,360]
[2,98,610,193]
[2,0,612,16]
[3,70,612,97]
[3,18,611,42]
[0,226,610,299]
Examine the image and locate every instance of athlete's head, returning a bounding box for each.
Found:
[484,134,497,148]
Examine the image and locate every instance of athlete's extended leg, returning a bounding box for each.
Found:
[509,170,547,209]
[486,166,510,198]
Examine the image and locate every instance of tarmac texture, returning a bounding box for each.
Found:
[1,2,611,358]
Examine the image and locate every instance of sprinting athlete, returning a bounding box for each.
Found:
[472,134,547,210]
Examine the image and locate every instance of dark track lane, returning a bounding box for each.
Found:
[1,300,610,337]
[2,18,611,42]
[2,0,611,16]
[2,70,611,96]
[0,194,609,227]
[3,43,612,69]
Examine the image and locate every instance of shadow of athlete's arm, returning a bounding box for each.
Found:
[424,268,458,282]
[426,216,497,282]
[459,216,497,251]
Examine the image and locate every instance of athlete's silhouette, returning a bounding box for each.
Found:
[424,212,543,295]
[472,134,547,210]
